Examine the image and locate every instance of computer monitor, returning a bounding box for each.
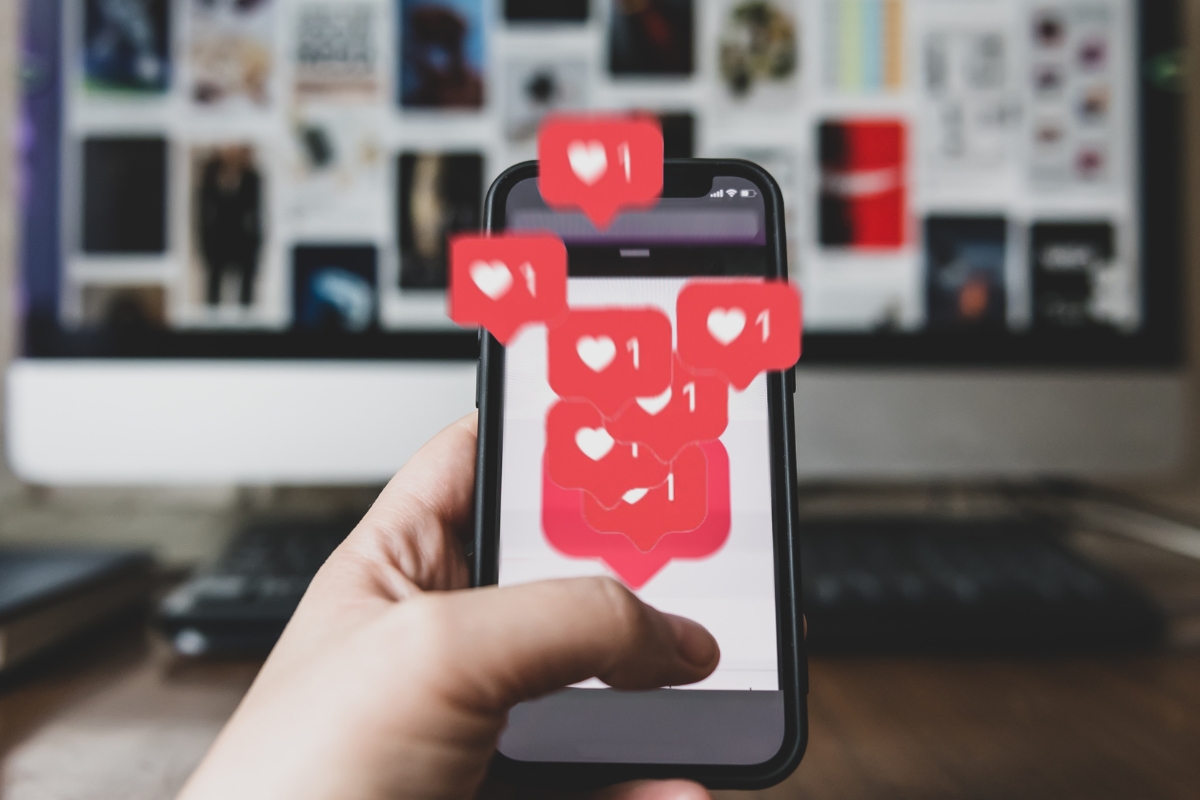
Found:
[7,0,1184,484]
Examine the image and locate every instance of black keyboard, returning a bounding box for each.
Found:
[801,516,1165,654]
[158,517,356,656]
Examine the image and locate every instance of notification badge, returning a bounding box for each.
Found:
[582,444,708,553]
[677,280,803,390]
[608,354,729,462]
[545,400,669,509]
[548,308,673,417]
[541,440,731,589]
[538,114,665,229]
[448,234,567,344]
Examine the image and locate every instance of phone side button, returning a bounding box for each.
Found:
[475,358,482,408]
[787,369,796,395]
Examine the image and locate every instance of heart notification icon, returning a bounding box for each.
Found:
[538,114,665,229]
[677,280,803,390]
[546,400,669,509]
[608,354,729,462]
[582,444,709,553]
[541,440,732,588]
[448,234,567,344]
[548,308,672,417]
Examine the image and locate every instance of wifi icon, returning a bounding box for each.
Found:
[725,189,737,197]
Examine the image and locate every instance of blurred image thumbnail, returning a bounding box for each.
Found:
[80,285,167,331]
[818,120,907,249]
[1031,221,1117,329]
[659,112,695,158]
[293,245,378,332]
[82,137,167,254]
[193,144,264,307]
[925,216,1007,329]
[398,153,483,289]
[189,0,275,108]
[505,0,589,22]
[610,0,694,77]
[504,58,588,141]
[718,0,798,98]
[399,0,485,109]
[84,0,170,93]
[295,2,380,99]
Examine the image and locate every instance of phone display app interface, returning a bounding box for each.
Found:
[497,178,780,692]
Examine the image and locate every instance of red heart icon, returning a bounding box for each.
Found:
[541,440,731,589]
[538,114,664,229]
[677,279,802,390]
[608,354,729,462]
[545,399,669,509]
[448,234,568,344]
[548,308,673,418]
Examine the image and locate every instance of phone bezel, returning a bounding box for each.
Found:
[472,159,807,789]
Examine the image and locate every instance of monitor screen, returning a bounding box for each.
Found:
[19,0,1181,364]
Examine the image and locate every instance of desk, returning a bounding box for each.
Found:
[2,624,1199,800]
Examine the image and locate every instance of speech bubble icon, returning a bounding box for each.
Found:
[448,234,567,344]
[546,399,669,509]
[608,354,730,462]
[677,280,803,390]
[538,114,665,229]
[582,444,709,553]
[541,440,731,589]
[548,308,673,417]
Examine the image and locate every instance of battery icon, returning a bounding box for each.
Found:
[740,189,758,198]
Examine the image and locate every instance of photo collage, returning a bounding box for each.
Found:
[63,0,1140,335]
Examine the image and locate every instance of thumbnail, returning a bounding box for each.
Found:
[718,0,799,99]
[504,0,589,22]
[293,245,378,332]
[924,216,1007,329]
[823,0,903,93]
[817,120,907,249]
[191,144,265,307]
[399,0,486,109]
[287,110,387,234]
[397,152,483,289]
[83,0,170,93]
[294,2,381,100]
[504,58,588,141]
[80,285,167,331]
[659,112,696,158]
[1030,221,1118,329]
[82,137,167,254]
[189,0,276,109]
[610,0,694,77]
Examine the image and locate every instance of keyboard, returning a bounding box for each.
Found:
[158,517,357,656]
[801,516,1165,654]
[160,512,1166,657]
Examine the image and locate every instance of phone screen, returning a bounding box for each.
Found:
[493,172,789,766]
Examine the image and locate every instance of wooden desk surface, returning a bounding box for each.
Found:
[2,625,1199,800]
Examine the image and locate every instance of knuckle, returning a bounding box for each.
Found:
[398,594,457,661]
[589,576,644,636]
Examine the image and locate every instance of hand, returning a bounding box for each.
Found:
[178,413,720,800]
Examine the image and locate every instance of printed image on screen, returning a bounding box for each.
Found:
[82,137,167,254]
[189,0,276,108]
[192,144,265,308]
[84,0,171,93]
[293,245,378,332]
[398,153,483,290]
[609,0,695,77]
[399,0,486,109]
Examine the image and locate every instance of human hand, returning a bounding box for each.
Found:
[178,413,720,800]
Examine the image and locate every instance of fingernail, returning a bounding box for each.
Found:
[666,614,719,669]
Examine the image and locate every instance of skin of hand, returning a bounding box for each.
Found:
[177,413,720,800]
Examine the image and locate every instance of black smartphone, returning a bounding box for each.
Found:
[472,159,806,789]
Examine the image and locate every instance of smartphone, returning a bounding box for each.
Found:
[472,159,806,789]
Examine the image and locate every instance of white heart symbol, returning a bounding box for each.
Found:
[576,336,616,372]
[470,260,512,301]
[636,386,672,416]
[575,427,614,461]
[622,488,649,505]
[568,140,608,186]
[707,308,746,346]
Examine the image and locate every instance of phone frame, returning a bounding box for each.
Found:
[471,159,807,789]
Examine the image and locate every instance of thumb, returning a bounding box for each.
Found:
[410,577,720,713]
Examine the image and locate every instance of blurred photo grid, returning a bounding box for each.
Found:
[66,0,1138,335]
